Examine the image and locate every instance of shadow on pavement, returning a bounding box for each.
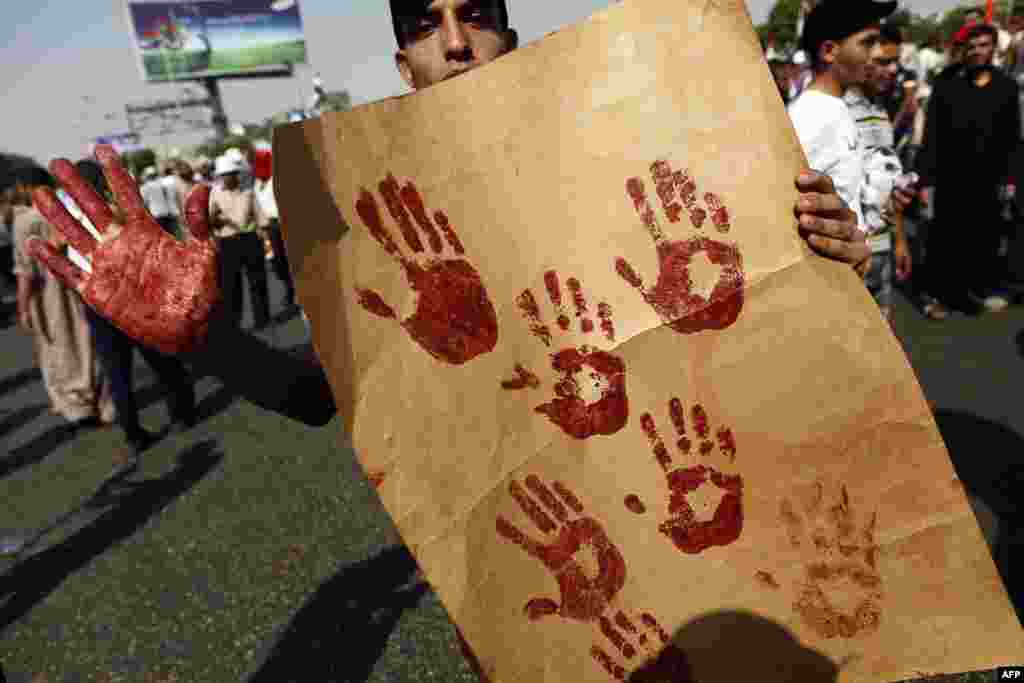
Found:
[1,368,236,481]
[0,403,49,441]
[934,411,1024,620]
[1,421,81,480]
[0,439,223,631]
[246,545,428,683]
[1015,328,1024,358]
[627,610,838,682]
[0,367,41,397]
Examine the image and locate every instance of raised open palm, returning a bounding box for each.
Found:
[28,144,220,355]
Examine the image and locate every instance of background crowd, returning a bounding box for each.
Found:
[772,1,1024,326]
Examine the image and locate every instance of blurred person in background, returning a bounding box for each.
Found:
[139,165,178,236]
[917,22,1021,316]
[844,22,915,325]
[252,145,296,309]
[8,165,115,432]
[768,59,792,105]
[71,159,198,471]
[175,159,196,218]
[788,49,813,100]
[788,0,901,236]
[160,160,188,234]
[915,31,946,85]
[1,190,17,307]
[209,153,271,330]
[192,156,213,184]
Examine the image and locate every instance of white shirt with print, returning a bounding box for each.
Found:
[844,87,904,253]
[788,89,865,231]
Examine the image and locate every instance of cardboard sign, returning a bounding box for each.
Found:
[273,1,1024,680]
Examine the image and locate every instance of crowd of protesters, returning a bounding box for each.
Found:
[773,1,1024,326]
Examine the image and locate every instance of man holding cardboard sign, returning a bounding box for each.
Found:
[30,0,865,428]
[23,1,1024,681]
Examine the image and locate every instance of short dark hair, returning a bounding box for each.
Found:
[12,165,55,190]
[879,23,903,46]
[75,159,111,200]
[390,0,509,49]
[966,23,998,43]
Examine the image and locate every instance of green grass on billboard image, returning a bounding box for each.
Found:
[142,40,306,81]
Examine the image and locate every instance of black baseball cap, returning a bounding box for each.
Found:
[800,0,898,63]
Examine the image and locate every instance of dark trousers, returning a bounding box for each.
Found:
[156,215,179,237]
[0,245,15,289]
[85,307,195,441]
[926,188,1004,305]
[217,232,271,328]
[266,219,295,303]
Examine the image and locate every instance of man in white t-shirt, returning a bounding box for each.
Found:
[788,0,900,235]
[139,166,178,236]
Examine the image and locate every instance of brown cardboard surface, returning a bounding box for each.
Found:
[273,1,1024,680]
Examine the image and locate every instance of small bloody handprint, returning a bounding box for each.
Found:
[354,173,498,365]
[501,271,628,440]
[496,475,626,621]
[625,398,743,554]
[496,476,691,682]
[779,482,883,640]
[616,160,745,334]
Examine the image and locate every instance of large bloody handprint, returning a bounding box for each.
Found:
[616,160,745,334]
[354,174,498,365]
[496,476,692,681]
[625,398,743,554]
[501,271,628,439]
[27,145,219,355]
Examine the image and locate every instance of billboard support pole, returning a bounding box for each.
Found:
[201,77,229,141]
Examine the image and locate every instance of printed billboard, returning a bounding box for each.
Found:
[124,0,307,82]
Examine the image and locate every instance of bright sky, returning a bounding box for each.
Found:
[1,0,974,164]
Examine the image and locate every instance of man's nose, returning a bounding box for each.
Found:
[441,12,472,59]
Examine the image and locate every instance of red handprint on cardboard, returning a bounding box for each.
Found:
[496,475,692,681]
[501,271,628,440]
[625,398,743,554]
[354,173,498,365]
[779,482,883,639]
[616,161,745,334]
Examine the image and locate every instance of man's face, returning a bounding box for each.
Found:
[222,172,240,190]
[395,0,513,90]
[965,33,996,67]
[866,42,901,97]
[823,25,880,89]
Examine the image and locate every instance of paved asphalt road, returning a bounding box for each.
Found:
[0,266,1021,682]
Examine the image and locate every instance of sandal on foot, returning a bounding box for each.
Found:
[923,300,949,320]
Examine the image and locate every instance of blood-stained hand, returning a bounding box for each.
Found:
[496,476,692,682]
[625,398,743,554]
[778,481,883,640]
[27,144,219,355]
[615,160,744,334]
[354,173,498,365]
[501,271,628,440]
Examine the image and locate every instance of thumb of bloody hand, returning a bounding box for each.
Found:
[28,144,220,355]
